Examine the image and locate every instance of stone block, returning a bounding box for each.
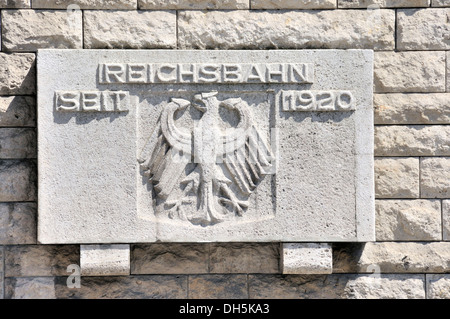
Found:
[374,93,450,125]
[420,157,450,198]
[0,202,37,244]
[251,0,336,9]
[375,199,441,241]
[83,10,176,49]
[0,96,36,127]
[338,0,430,7]
[1,10,82,52]
[32,0,137,9]
[0,128,36,158]
[80,245,130,276]
[432,0,450,7]
[178,10,394,50]
[209,243,279,273]
[426,274,450,299]
[282,243,332,274]
[374,51,446,93]
[0,53,35,95]
[188,275,248,299]
[374,157,419,198]
[444,200,450,240]
[0,160,36,201]
[374,125,450,156]
[0,0,30,8]
[4,245,79,277]
[139,0,248,9]
[131,244,209,274]
[5,277,56,299]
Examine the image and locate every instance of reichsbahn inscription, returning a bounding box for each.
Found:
[38,50,375,244]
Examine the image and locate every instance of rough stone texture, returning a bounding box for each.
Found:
[5,277,56,299]
[139,0,249,9]
[0,160,36,201]
[83,11,176,49]
[0,53,35,95]
[374,93,450,125]
[80,245,130,276]
[344,275,425,299]
[374,125,450,156]
[132,244,209,274]
[397,9,450,51]
[32,0,137,9]
[375,200,442,241]
[188,275,248,299]
[178,10,395,50]
[0,96,36,127]
[0,203,36,244]
[1,10,82,52]
[420,157,450,198]
[426,275,450,299]
[448,52,450,92]
[374,157,419,198]
[444,200,450,241]
[374,51,446,93]
[251,0,336,9]
[0,0,29,7]
[209,243,279,273]
[0,128,36,159]
[282,243,332,274]
[432,0,450,6]
[4,245,79,277]
[334,242,450,273]
[338,0,430,7]
[57,275,188,299]
[0,246,3,299]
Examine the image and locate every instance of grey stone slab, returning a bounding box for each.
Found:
[5,277,56,299]
[38,49,374,243]
[432,0,450,6]
[426,274,450,299]
[0,0,30,8]
[188,275,248,299]
[444,200,450,241]
[0,159,36,201]
[0,202,37,244]
[0,96,36,127]
[0,128,36,159]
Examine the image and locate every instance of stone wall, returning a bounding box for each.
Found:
[0,0,449,299]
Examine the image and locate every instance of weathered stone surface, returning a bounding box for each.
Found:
[426,274,450,299]
[4,245,79,277]
[374,94,450,125]
[398,9,450,51]
[210,243,279,273]
[444,200,450,241]
[5,277,56,299]
[139,0,248,9]
[0,128,36,158]
[0,203,36,244]
[374,51,446,93]
[178,10,394,50]
[344,275,425,299]
[83,11,176,49]
[375,200,441,241]
[132,244,208,274]
[0,160,36,201]
[447,52,450,92]
[335,242,450,273]
[374,157,419,198]
[282,243,332,274]
[338,0,430,7]
[188,275,247,299]
[420,157,450,198]
[57,275,187,298]
[0,0,30,8]
[1,10,82,52]
[0,246,3,299]
[0,96,36,127]
[32,0,137,9]
[374,126,450,156]
[432,0,450,7]
[0,53,35,95]
[81,245,130,276]
[252,0,336,9]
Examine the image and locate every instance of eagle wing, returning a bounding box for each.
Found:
[220,99,273,195]
[138,98,193,199]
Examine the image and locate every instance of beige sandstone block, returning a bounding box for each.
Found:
[32,0,137,9]
[0,96,36,127]
[375,157,419,198]
[282,243,332,274]
[80,245,130,276]
[420,157,450,198]
[432,0,450,6]
[444,200,450,240]
[374,51,446,93]
[426,275,450,299]
[0,53,35,95]
[338,0,430,7]
[139,0,248,9]
[251,0,336,9]
[84,10,176,49]
[0,0,29,8]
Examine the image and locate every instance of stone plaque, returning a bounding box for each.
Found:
[38,50,374,243]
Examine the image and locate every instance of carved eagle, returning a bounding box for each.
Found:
[139,91,273,226]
